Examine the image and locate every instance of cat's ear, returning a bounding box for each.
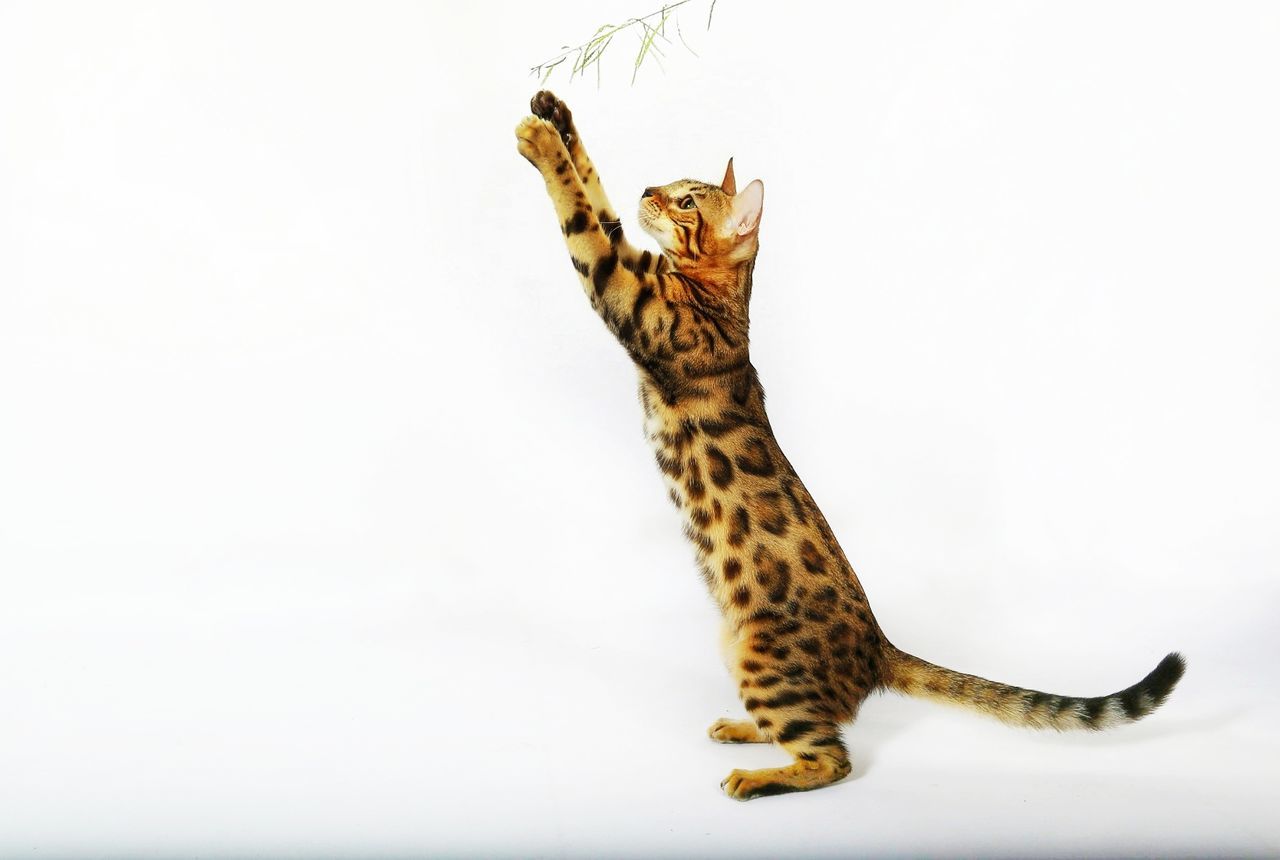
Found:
[731,179,764,237]
[720,157,737,196]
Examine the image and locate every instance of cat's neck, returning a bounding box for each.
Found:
[661,254,756,336]
[664,251,755,298]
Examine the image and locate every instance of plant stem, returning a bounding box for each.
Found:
[530,0,713,85]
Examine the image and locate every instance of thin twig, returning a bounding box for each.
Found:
[530,0,714,86]
[676,14,699,57]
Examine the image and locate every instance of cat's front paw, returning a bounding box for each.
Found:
[516,116,569,171]
[530,90,576,148]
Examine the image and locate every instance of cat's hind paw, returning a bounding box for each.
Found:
[707,718,768,744]
[720,758,851,801]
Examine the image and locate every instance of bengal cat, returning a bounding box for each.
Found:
[515,91,1185,800]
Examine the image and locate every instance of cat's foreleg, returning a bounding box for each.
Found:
[528,91,653,269]
[517,115,668,345]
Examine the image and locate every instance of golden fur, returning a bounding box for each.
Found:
[516,92,1185,800]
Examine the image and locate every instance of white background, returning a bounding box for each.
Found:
[2,1,1278,856]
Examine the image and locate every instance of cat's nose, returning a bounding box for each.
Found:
[642,187,658,199]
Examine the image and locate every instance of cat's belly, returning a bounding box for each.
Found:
[644,408,687,506]
[641,400,746,614]
[639,380,871,629]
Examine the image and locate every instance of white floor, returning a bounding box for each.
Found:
[2,557,1275,858]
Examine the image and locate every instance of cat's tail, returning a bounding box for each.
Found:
[880,646,1185,731]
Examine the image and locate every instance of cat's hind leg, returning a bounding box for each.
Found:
[720,720,852,800]
[717,621,854,799]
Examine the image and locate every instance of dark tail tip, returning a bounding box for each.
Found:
[1121,651,1186,720]
[1147,652,1187,703]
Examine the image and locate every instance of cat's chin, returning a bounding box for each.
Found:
[637,214,670,251]
[645,235,677,255]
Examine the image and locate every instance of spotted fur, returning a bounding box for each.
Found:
[516,92,1186,801]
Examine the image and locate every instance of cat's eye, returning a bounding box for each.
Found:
[678,196,696,210]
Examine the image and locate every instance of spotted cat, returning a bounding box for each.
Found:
[515,91,1185,800]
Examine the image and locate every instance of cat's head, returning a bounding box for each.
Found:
[637,159,764,269]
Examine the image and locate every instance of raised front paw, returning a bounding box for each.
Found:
[516,116,570,170]
[530,90,576,149]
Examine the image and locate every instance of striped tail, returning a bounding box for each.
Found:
[881,646,1186,731]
